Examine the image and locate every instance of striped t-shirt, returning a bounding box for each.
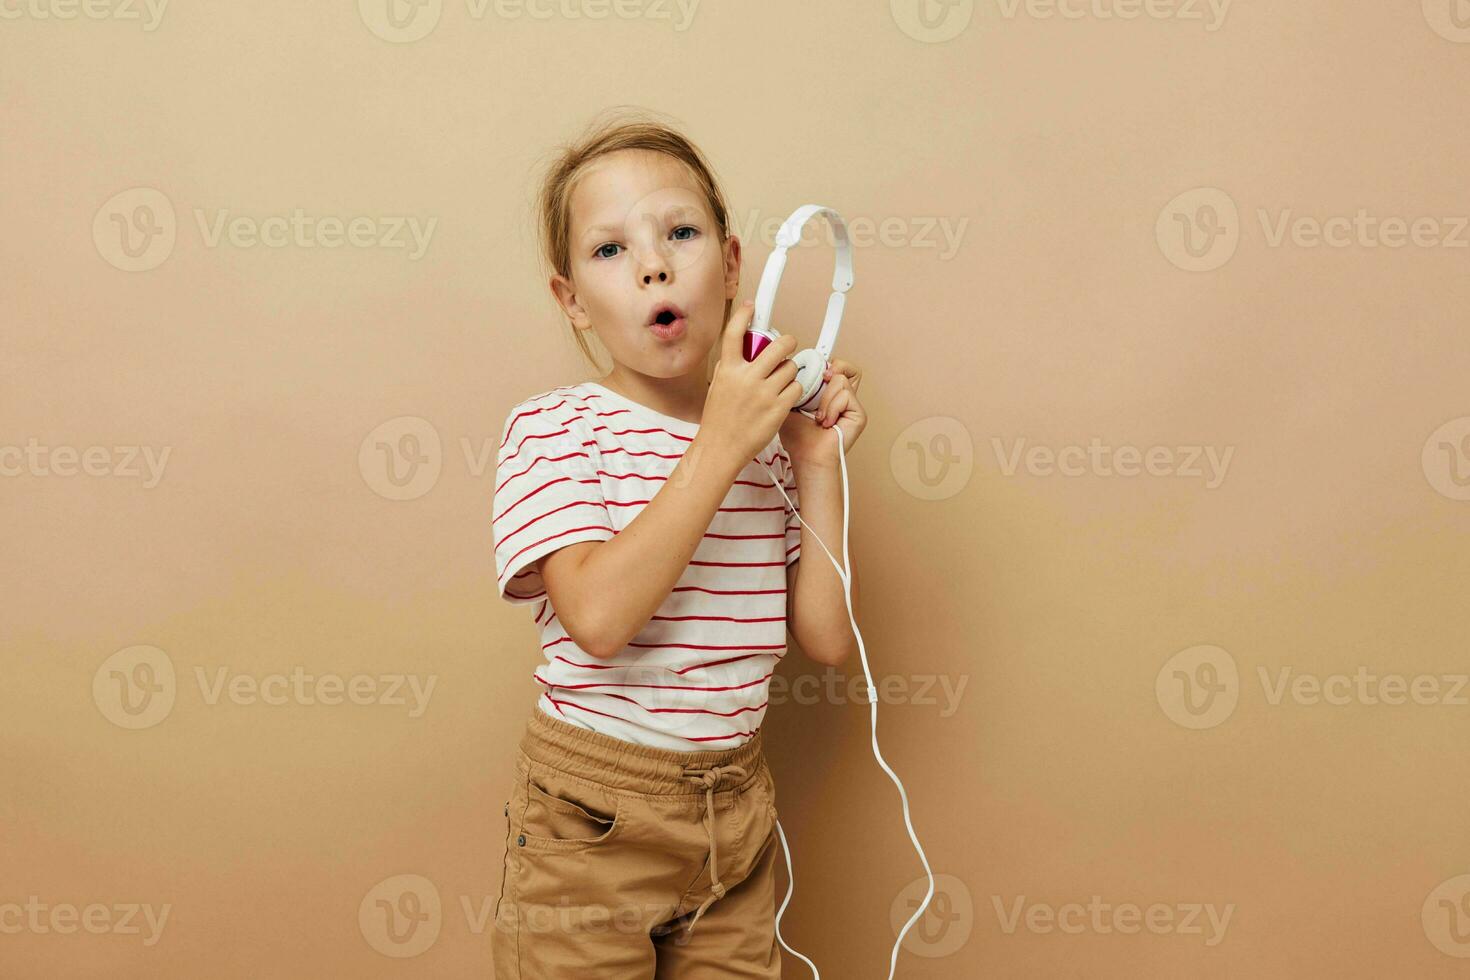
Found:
[491,381,801,750]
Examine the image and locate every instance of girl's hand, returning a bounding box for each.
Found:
[778,358,866,468]
[703,300,805,468]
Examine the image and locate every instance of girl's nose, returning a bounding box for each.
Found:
[643,271,668,284]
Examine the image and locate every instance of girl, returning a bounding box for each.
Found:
[490,112,866,978]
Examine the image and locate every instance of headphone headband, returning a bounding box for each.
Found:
[750,205,853,362]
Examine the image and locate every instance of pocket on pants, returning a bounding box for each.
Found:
[495,797,513,918]
[515,761,626,852]
[759,759,778,819]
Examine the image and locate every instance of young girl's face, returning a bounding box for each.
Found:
[551,148,740,383]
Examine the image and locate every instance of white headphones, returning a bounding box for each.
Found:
[743,205,854,413]
[746,205,935,980]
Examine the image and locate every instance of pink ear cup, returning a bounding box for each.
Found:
[743,329,775,362]
[744,330,826,413]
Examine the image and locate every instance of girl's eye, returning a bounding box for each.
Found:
[593,226,699,260]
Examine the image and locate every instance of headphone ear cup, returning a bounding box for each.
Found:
[791,348,827,408]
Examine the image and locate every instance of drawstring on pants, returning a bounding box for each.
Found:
[680,763,748,937]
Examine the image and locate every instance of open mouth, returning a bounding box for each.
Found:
[648,302,687,328]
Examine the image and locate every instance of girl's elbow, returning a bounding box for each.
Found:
[560,608,622,659]
[805,638,856,668]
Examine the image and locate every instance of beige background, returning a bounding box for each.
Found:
[5,1,1470,976]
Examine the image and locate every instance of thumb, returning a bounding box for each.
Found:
[722,299,756,363]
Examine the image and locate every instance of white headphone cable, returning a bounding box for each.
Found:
[756,420,936,980]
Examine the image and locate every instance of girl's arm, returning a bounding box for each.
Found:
[784,459,860,667]
[537,433,750,659]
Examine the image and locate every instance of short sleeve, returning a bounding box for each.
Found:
[492,399,615,604]
[779,448,801,566]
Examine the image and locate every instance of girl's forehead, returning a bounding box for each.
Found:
[571,151,709,234]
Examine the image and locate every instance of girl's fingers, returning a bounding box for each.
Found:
[821,389,851,426]
[817,374,849,420]
[824,359,862,392]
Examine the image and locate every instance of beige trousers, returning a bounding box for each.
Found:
[491,706,783,978]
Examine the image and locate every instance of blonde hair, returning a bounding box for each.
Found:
[534,107,735,372]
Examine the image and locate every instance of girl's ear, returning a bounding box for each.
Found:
[549,273,592,330]
[722,235,742,301]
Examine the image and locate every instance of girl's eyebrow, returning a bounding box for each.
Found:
[582,210,703,242]
[582,223,621,240]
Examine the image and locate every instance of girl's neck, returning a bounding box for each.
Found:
[595,368,709,426]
